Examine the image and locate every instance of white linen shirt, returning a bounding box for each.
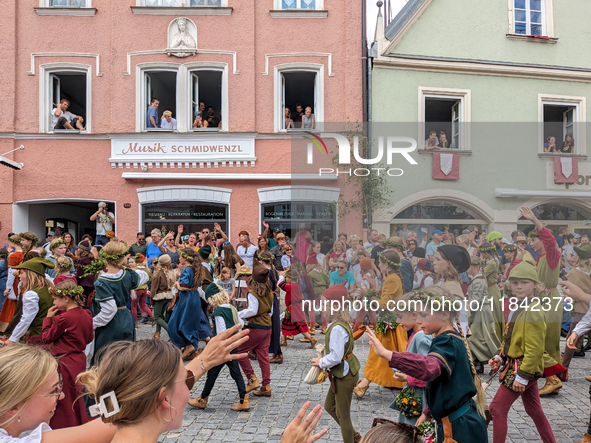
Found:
[318,322,350,376]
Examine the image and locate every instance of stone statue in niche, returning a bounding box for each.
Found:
[166,17,197,58]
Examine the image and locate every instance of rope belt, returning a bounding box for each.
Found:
[487,283,497,288]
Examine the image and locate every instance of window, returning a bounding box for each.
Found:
[280,0,316,9]
[42,67,91,133]
[140,0,225,6]
[189,70,222,131]
[143,202,228,241]
[36,0,95,15]
[539,94,586,155]
[419,87,471,151]
[275,64,324,132]
[50,0,86,5]
[261,202,335,242]
[144,71,177,131]
[514,0,543,35]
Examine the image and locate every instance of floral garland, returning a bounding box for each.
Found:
[381,240,404,250]
[378,252,402,268]
[503,244,518,252]
[527,230,540,238]
[19,232,38,243]
[376,311,398,335]
[407,290,445,310]
[8,234,20,244]
[363,289,381,301]
[49,286,84,298]
[98,244,129,262]
[49,239,68,251]
[180,250,194,262]
[478,245,496,253]
[257,253,275,261]
[83,259,107,277]
[394,387,422,418]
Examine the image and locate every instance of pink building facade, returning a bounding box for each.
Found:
[0,0,363,244]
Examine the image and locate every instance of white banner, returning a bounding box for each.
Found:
[440,153,454,176]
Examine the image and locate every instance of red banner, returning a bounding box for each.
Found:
[554,157,578,184]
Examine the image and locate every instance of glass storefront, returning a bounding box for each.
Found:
[517,203,591,236]
[261,202,336,243]
[143,202,228,242]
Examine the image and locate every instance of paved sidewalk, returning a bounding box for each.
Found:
[136,324,590,443]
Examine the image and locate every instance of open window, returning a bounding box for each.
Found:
[543,103,577,154]
[190,70,222,131]
[275,66,323,132]
[144,71,177,131]
[419,87,471,151]
[48,71,88,133]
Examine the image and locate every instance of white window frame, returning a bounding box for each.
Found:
[508,0,554,37]
[136,0,228,6]
[418,87,471,151]
[136,62,228,132]
[39,63,92,133]
[274,63,324,133]
[274,0,324,10]
[538,94,586,155]
[40,0,91,6]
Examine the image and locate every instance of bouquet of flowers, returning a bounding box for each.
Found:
[364,289,381,301]
[376,311,398,335]
[417,420,437,443]
[393,387,422,418]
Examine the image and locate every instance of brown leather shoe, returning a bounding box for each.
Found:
[152,331,161,340]
[230,394,250,411]
[300,337,311,343]
[188,396,207,409]
[252,384,272,397]
[309,337,319,349]
[181,344,195,359]
[580,433,591,443]
[245,374,260,393]
[286,335,294,340]
[321,327,327,334]
[269,354,283,364]
[539,375,562,396]
[586,376,591,382]
[280,336,287,346]
[353,385,369,399]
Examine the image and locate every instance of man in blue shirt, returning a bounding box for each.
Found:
[146,228,163,268]
[426,230,445,262]
[146,97,160,128]
[329,259,356,295]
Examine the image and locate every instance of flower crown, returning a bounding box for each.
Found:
[49,286,84,299]
[257,253,275,262]
[8,234,20,244]
[180,251,194,262]
[470,258,484,266]
[99,244,129,262]
[49,239,68,251]
[382,240,404,250]
[19,233,39,243]
[503,244,518,252]
[378,252,401,268]
[527,230,540,238]
[363,289,381,301]
[478,245,496,253]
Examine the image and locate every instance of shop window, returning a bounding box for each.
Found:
[190,70,222,131]
[276,65,323,132]
[144,71,177,131]
[46,70,89,133]
[143,202,227,242]
[539,94,585,155]
[261,202,335,242]
[276,0,323,9]
[419,87,471,151]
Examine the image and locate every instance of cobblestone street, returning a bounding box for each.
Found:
[137,324,590,443]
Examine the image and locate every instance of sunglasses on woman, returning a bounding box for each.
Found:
[372,418,420,442]
[176,370,196,390]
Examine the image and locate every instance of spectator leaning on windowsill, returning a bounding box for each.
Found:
[424,130,439,150]
[52,99,85,131]
[160,110,177,130]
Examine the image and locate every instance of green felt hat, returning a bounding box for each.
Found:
[204,282,222,299]
[575,243,591,261]
[198,245,211,260]
[14,257,55,276]
[508,261,540,283]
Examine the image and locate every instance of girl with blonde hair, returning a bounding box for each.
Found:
[367,285,488,443]
[0,345,115,442]
[42,280,93,429]
[478,242,504,340]
[150,254,176,340]
[91,240,150,364]
[52,256,76,286]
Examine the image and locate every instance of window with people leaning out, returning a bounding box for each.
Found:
[423,97,461,150]
[282,72,317,130]
[543,103,576,154]
[144,70,222,131]
[49,72,87,133]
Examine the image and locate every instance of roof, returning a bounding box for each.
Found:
[384,0,428,41]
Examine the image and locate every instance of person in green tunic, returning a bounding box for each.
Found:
[4,257,54,346]
[479,242,505,341]
[367,285,488,443]
[91,240,149,365]
[519,206,566,395]
[312,284,361,443]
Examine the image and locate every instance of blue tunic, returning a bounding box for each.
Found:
[92,270,139,364]
[168,267,212,349]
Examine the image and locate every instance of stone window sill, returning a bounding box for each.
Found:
[506,34,558,44]
[418,148,472,155]
[131,6,232,15]
[269,9,327,18]
[34,7,96,16]
[538,152,587,159]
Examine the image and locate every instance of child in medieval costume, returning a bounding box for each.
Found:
[42,280,93,429]
[466,257,501,373]
[130,254,154,328]
[488,262,556,443]
[91,240,149,364]
[479,242,505,341]
[312,284,361,443]
[279,268,318,349]
[237,258,275,397]
[3,257,55,346]
[306,262,331,334]
[0,251,23,333]
[168,248,213,360]
[150,254,176,340]
[367,285,488,443]
[188,282,249,411]
[519,206,566,395]
[353,250,408,397]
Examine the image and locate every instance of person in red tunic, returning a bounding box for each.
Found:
[42,279,94,429]
[279,269,318,349]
